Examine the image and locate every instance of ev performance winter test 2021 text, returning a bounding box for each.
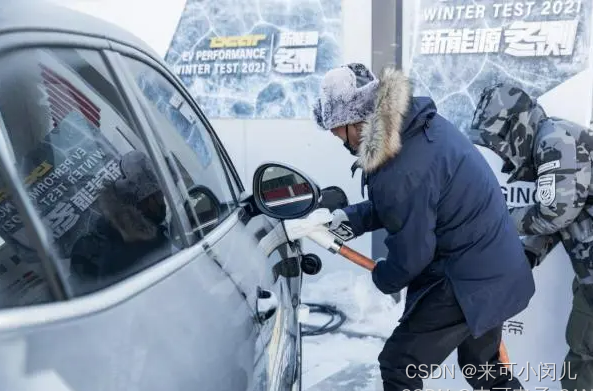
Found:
[403,361,579,391]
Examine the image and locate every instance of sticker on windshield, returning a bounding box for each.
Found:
[168,92,184,109]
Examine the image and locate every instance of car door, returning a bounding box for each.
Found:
[114,50,303,390]
[0,43,256,391]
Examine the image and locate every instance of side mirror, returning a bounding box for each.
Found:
[185,184,221,233]
[252,162,320,220]
[319,186,349,212]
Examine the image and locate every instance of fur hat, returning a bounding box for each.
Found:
[312,63,380,130]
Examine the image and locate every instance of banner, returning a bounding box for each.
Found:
[403,0,593,389]
[408,0,592,132]
[164,0,342,119]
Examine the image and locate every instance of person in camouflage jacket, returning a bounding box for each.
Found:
[468,82,593,389]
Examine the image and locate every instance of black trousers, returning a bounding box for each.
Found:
[378,279,524,390]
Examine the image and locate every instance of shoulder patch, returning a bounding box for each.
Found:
[536,174,556,207]
[537,160,560,175]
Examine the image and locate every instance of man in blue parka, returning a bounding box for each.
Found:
[312,63,535,390]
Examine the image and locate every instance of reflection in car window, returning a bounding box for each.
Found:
[0,191,53,308]
[124,58,238,240]
[0,48,182,301]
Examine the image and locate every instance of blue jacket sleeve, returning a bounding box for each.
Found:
[342,200,383,236]
[371,184,437,294]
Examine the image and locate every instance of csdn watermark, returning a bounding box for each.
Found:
[405,362,577,382]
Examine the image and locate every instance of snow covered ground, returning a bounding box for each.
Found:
[303,336,383,391]
[300,271,398,391]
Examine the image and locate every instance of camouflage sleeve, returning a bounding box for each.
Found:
[509,125,591,235]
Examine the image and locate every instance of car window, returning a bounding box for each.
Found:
[0,47,183,300]
[123,57,238,240]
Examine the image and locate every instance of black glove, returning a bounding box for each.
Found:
[524,248,538,269]
[521,235,555,270]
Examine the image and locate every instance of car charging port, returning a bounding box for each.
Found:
[300,253,322,275]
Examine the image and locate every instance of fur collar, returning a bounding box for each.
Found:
[356,67,411,172]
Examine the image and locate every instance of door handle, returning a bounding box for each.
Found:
[256,287,278,323]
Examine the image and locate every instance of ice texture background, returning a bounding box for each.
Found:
[164,0,342,119]
[408,0,592,134]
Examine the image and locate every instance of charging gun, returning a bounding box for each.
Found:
[283,208,374,271]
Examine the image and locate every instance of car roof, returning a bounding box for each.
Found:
[0,0,159,58]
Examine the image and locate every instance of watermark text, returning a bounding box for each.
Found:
[405,362,577,382]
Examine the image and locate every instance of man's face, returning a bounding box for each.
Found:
[331,125,348,142]
[332,123,362,155]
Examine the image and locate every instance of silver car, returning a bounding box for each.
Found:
[0,2,343,390]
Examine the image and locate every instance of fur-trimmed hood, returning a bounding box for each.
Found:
[97,183,159,242]
[356,67,413,173]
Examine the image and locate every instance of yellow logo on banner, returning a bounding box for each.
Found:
[0,161,53,203]
[209,35,266,48]
[24,162,52,186]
